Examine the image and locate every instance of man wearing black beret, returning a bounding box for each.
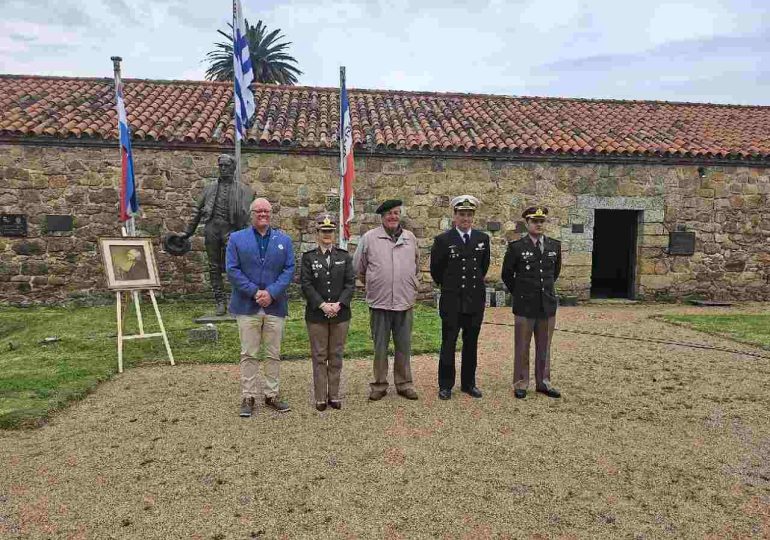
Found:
[501,206,562,399]
[353,199,420,401]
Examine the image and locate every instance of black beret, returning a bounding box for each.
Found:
[375,199,403,215]
[522,206,549,220]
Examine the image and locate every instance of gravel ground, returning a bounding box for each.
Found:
[1,304,769,539]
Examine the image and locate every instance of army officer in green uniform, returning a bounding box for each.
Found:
[300,213,356,411]
[501,206,562,399]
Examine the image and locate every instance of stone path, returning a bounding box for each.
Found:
[1,305,769,539]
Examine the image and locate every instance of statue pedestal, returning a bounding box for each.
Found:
[194,314,236,324]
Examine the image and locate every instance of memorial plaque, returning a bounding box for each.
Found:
[487,221,501,232]
[45,215,74,232]
[0,214,27,237]
[669,232,695,255]
[572,223,584,233]
[325,195,340,214]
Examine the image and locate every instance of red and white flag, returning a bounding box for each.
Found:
[339,75,355,248]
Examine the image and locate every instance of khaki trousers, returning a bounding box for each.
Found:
[513,315,556,391]
[369,308,415,392]
[237,314,286,399]
[307,320,350,402]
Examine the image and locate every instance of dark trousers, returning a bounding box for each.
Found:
[204,220,231,303]
[438,312,482,391]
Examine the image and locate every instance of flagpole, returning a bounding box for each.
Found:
[233,0,242,183]
[338,66,346,249]
[111,56,144,336]
[111,56,135,238]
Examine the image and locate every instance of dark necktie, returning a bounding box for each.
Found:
[463,233,469,244]
[536,239,542,254]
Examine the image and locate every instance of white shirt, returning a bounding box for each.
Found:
[456,227,472,242]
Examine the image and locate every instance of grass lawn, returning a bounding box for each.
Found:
[660,313,770,350]
[0,299,441,429]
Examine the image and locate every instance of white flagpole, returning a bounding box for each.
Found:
[111,56,135,238]
[338,66,346,249]
[233,0,242,183]
[111,56,143,336]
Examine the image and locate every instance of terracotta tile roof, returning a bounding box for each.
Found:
[1,74,769,161]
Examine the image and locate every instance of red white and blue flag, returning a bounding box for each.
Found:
[339,79,355,247]
[115,80,138,222]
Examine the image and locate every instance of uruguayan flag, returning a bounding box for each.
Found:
[233,0,255,140]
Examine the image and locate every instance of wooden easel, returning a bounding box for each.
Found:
[115,288,174,373]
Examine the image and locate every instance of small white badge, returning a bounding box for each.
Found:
[278,244,284,250]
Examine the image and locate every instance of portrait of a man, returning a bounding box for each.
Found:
[110,246,150,281]
[100,238,160,290]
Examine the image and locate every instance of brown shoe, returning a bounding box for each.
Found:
[239,397,254,417]
[265,396,290,412]
[397,388,419,400]
[369,389,387,401]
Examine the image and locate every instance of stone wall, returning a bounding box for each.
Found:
[1,142,769,303]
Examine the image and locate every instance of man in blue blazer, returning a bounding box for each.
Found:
[226,197,295,417]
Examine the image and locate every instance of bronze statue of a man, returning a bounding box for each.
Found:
[182,154,254,315]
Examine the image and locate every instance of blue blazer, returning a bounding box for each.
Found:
[226,227,295,317]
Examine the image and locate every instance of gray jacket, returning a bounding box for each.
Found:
[352,226,419,311]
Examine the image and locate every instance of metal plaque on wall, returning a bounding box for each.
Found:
[45,215,74,232]
[0,214,27,237]
[669,232,695,255]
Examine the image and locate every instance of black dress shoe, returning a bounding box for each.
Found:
[461,386,483,398]
[514,389,527,399]
[328,399,342,410]
[536,387,561,398]
[438,389,451,400]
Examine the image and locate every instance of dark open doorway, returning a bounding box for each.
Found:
[591,210,640,299]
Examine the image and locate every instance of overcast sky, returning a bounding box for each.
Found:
[1,0,768,105]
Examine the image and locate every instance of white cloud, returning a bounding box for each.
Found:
[0,0,768,104]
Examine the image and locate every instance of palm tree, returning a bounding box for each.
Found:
[204,19,302,85]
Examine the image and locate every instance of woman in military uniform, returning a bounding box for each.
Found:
[300,213,356,411]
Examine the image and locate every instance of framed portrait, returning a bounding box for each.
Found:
[99,237,161,290]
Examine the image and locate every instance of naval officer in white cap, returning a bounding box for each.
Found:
[429,195,490,400]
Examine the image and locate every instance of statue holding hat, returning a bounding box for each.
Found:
[168,154,254,316]
[299,212,356,411]
[430,194,490,400]
[501,205,563,400]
